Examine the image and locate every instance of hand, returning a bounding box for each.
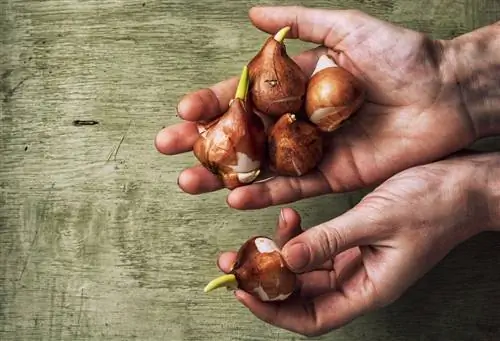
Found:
[155,6,478,210]
[216,152,499,337]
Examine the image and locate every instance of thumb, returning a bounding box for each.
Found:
[248,5,382,47]
[282,205,386,273]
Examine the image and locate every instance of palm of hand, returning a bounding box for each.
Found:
[317,20,475,191]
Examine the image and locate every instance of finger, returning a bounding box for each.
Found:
[177,165,223,194]
[226,170,331,210]
[248,6,380,47]
[177,77,238,122]
[217,251,237,273]
[155,122,199,155]
[282,205,387,273]
[233,290,314,335]
[216,207,303,272]
[297,248,362,298]
[274,208,302,248]
[234,285,372,337]
[296,270,336,298]
[176,47,327,122]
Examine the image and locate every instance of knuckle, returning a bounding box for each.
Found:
[313,228,334,262]
[287,177,304,200]
[316,224,343,256]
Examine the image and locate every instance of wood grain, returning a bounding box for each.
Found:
[1,0,499,340]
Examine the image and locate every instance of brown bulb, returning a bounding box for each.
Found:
[192,66,267,189]
[248,26,308,117]
[204,236,296,302]
[268,113,323,177]
[305,55,366,132]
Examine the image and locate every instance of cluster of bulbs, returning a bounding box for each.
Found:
[195,27,366,302]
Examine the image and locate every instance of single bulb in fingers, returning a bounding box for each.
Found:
[248,26,308,117]
[192,66,267,189]
[204,236,296,302]
[305,54,366,132]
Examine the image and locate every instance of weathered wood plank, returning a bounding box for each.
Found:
[1,0,499,340]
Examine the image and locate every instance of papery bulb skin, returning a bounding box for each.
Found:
[192,99,267,189]
[192,66,267,189]
[248,27,308,117]
[305,55,366,132]
[267,113,323,177]
[204,236,296,302]
[232,236,296,302]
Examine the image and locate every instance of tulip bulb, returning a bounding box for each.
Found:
[192,66,267,189]
[204,236,296,302]
[305,55,366,132]
[268,113,323,177]
[248,26,308,117]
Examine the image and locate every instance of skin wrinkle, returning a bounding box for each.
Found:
[327,140,368,192]
[333,23,379,81]
[197,91,217,118]
[347,119,385,184]
[438,39,480,139]
[362,266,387,308]
[262,179,278,207]
[324,20,355,50]
[313,226,338,271]
[361,246,405,308]
[303,300,320,336]
[486,158,500,231]
[329,11,372,50]
[413,39,443,102]
[293,7,326,46]
[442,24,500,138]
[383,36,434,103]
[286,177,305,204]
[378,33,404,71]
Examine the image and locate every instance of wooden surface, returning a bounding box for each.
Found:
[1,0,500,340]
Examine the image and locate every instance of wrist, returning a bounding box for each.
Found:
[441,22,500,138]
[483,154,500,232]
[462,152,500,233]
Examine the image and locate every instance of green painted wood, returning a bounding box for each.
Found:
[1,1,499,340]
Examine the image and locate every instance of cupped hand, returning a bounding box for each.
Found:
[156,6,477,209]
[216,152,497,337]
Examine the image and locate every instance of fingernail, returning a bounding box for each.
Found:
[283,243,309,272]
[176,97,186,118]
[234,289,244,301]
[279,208,286,228]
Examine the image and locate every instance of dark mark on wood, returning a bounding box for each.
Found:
[3,78,29,103]
[72,120,99,126]
[106,119,133,163]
